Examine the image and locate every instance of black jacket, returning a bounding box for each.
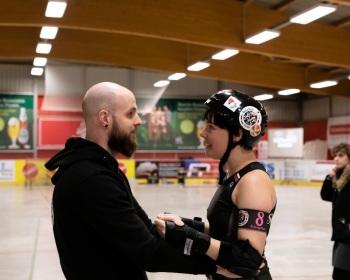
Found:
[45,137,216,280]
[320,165,350,245]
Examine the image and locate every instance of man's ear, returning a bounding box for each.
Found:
[99,110,109,127]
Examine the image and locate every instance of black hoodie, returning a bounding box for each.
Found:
[45,137,216,280]
[321,166,350,245]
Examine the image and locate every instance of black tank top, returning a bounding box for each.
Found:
[207,162,276,280]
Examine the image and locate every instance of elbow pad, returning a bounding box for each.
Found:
[165,221,210,256]
[216,240,263,278]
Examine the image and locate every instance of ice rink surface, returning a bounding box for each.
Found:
[0,183,333,280]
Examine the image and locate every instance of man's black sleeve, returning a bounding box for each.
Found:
[78,174,217,275]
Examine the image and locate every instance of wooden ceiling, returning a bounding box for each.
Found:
[1,0,350,97]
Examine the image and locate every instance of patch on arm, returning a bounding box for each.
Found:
[238,209,272,233]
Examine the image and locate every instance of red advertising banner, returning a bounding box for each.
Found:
[327,116,350,149]
[329,124,350,135]
[38,117,85,149]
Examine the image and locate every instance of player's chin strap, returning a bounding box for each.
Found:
[218,129,243,185]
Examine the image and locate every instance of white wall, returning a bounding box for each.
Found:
[1,63,350,119]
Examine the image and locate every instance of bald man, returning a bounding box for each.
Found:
[82,82,141,157]
[45,82,233,280]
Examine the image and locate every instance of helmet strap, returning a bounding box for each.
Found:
[218,130,242,185]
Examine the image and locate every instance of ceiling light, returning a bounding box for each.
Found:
[31,67,44,76]
[348,75,350,80]
[254,94,273,101]
[33,57,48,67]
[187,62,210,71]
[40,26,58,39]
[154,80,170,87]
[211,49,239,60]
[168,73,186,80]
[290,3,337,25]
[278,89,300,96]
[245,29,280,44]
[36,43,52,54]
[45,1,67,18]
[310,80,338,89]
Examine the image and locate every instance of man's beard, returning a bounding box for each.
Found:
[107,123,137,157]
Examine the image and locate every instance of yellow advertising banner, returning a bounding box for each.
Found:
[118,159,135,179]
[0,159,136,186]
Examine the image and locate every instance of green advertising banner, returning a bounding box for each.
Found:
[137,99,207,150]
[0,93,34,151]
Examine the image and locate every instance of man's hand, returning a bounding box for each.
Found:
[154,213,184,238]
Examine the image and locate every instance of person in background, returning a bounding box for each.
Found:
[177,166,186,188]
[163,104,175,143]
[321,143,350,280]
[155,106,166,142]
[45,82,238,280]
[156,89,277,280]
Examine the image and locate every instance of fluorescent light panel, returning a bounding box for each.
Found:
[187,62,210,71]
[168,73,186,80]
[310,80,338,89]
[290,4,337,25]
[45,1,67,18]
[40,26,58,39]
[254,94,273,101]
[33,57,47,67]
[245,29,280,44]
[154,80,170,87]
[211,49,239,60]
[31,67,44,76]
[278,89,300,96]
[36,43,52,54]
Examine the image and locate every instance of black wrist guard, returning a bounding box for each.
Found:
[216,240,263,278]
[165,221,210,256]
[181,217,205,232]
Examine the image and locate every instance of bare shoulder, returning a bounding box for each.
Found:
[233,169,276,212]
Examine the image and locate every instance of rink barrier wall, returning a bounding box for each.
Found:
[0,158,332,187]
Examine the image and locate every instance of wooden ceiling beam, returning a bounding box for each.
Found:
[0,0,349,97]
[335,16,350,28]
[1,0,349,69]
[326,0,350,5]
[1,27,347,96]
[273,0,299,12]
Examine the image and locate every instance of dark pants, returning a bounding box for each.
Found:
[333,267,350,280]
[254,265,272,280]
[207,264,272,280]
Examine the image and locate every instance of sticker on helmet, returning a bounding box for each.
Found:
[218,89,232,94]
[239,106,262,131]
[223,96,241,112]
[250,124,261,137]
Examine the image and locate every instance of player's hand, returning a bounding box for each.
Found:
[216,266,242,278]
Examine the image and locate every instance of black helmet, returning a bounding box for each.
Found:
[204,89,267,148]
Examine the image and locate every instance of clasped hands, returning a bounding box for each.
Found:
[154,213,183,238]
[155,213,242,279]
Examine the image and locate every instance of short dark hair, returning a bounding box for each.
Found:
[203,109,252,151]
